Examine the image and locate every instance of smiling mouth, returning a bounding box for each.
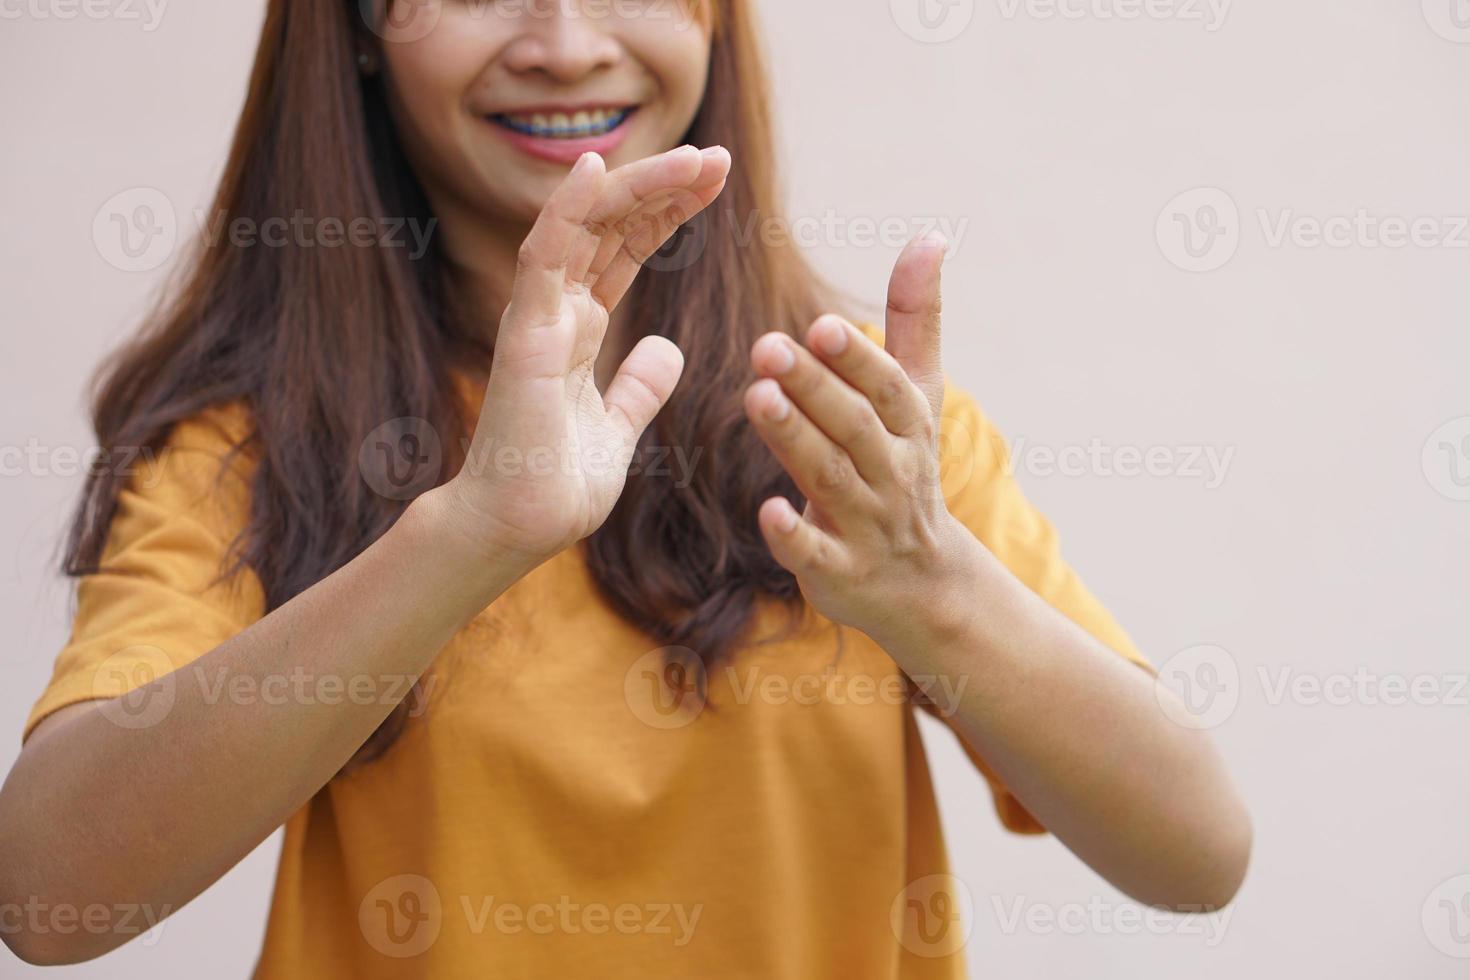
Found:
[489,106,637,140]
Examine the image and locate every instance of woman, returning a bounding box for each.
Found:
[0,0,1251,975]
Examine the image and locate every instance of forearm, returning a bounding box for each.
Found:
[0,488,525,964]
[880,532,1251,910]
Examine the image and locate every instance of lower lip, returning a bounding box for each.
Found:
[488,111,637,165]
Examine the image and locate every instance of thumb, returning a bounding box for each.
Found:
[603,334,685,446]
[884,231,948,420]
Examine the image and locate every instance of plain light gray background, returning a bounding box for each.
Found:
[2,0,1468,976]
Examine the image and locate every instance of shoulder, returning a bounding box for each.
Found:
[105,400,258,553]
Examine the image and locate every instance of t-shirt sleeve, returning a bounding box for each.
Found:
[23,404,266,742]
[925,375,1153,834]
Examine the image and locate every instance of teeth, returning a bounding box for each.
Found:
[495,107,632,139]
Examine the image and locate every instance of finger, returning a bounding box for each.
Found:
[603,335,685,445]
[567,143,705,284]
[509,152,606,323]
[885,231,948,420]
[757,496,843,577]
[804,315,931,439]
[591,147,731,311]
[751,331,894,485]
[744,378,876,520]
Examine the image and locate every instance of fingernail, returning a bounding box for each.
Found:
[765,390,791,421]
[767,339,795,374]
[819,320,848,356]
[700,145,728,160]
[777,503,799,534]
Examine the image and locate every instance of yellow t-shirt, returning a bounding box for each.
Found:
[26,353,1148,978]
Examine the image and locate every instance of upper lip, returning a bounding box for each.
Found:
[487,101,638,116]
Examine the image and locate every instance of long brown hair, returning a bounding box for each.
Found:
[64,0,829,764]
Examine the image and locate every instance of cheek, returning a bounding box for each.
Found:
[382,47,464,149]
[627,24,712,136]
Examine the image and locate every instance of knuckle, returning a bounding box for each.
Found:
[847,405,881,442]
[873,373,911,415]
[814,451,853,494]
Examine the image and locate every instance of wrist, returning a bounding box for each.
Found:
[397,486,541,616]
[874,519,994,672]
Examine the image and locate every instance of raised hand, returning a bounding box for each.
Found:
[742,232,964,643]
[447,144,731,569]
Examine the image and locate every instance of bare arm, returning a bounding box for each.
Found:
[740,234,1250,911]
[0,490,522,965]
[0,145,731,966]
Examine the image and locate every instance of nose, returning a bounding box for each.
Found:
[499,4,623,84]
